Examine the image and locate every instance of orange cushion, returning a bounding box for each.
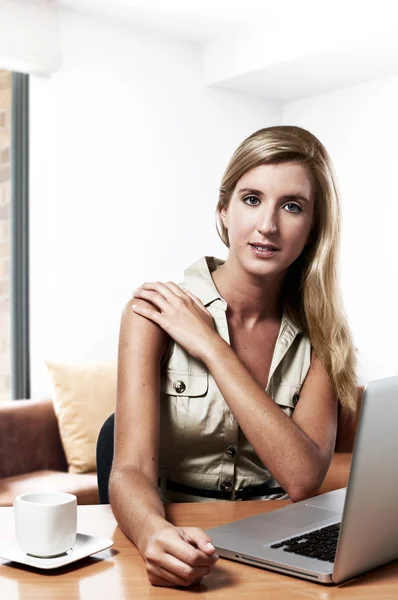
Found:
[45,360,117,474]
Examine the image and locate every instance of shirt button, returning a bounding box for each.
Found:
[173,380,186,394]
[225,445,236,458]
[220,480,233,492]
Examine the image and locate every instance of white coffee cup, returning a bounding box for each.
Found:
[14,492,77,557]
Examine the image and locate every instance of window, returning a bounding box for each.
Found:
[0,69,11,402]
[0,70,29,402]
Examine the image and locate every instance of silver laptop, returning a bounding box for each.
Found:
[206,375,398,585]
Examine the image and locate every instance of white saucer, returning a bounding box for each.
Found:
[0,533,114,570]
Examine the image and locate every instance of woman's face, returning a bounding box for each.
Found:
[220,161,315,278]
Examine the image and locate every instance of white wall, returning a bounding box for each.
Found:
[29,9,280,398]
[283,78,398,384]
[30,8,398,399]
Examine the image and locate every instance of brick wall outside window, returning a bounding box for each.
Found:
[0,70,11,402]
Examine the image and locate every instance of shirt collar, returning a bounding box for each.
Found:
[184,255,226,308]
[183,255,302,337]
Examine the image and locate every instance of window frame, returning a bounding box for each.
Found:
[11,72,30,400]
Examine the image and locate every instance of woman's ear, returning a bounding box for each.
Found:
[220,206,228,229]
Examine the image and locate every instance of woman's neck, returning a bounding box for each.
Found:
[211,260,285,329]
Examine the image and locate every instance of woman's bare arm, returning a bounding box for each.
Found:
[200,338,338,502]
[109,296,171,552]
[109,297,218,587]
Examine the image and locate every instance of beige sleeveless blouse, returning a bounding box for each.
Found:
[158,256,312,502]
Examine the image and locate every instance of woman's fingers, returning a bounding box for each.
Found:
[184,289,206,309]
[132,282,188,314]
[132,283,214,328]
[132,287,169,311]
[144,526,217,587]
[162,281,190,298]
[160,532,217,568]
[134,281,185,303]
[134,281,207,311]
[130,299,163,325]
[184,291,215,321]
[182,527,218,556]
[146,562,201,588]
[148,553,212,583]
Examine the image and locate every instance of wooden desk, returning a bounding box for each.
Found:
[1,500,398,598]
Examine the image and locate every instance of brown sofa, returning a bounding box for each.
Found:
[0,399,99,506]
[0,387,364,507]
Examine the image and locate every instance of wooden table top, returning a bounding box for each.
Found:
[1,500,398,599]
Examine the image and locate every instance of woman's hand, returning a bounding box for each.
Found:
[131,281,218,361]
[142,523,219,587]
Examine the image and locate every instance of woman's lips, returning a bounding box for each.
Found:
[249,244,280,258]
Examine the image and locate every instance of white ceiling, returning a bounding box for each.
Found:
[59,0,258,41]
[58,0,398,101]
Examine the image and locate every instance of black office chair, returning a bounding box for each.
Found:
[96,412,115,504]
[96,412,163,504]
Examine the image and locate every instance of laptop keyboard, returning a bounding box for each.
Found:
[270,523,341,562]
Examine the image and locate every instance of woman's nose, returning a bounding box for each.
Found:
[256,211,278,235]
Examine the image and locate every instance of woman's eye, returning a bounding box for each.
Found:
[243,197,302,212]
[284,203,302,213]
[243,195,260,206]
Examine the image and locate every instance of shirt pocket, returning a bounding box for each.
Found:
[161,370,210,437]
[273,381,301,417]
[162,370,209,396]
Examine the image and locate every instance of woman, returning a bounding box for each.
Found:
[109,125,358,588]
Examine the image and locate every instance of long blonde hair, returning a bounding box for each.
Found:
[215,125,358,412]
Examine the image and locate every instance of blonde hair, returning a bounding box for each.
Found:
[215,125,358,412]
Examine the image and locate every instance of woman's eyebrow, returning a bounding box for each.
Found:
[237,187,310,203]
